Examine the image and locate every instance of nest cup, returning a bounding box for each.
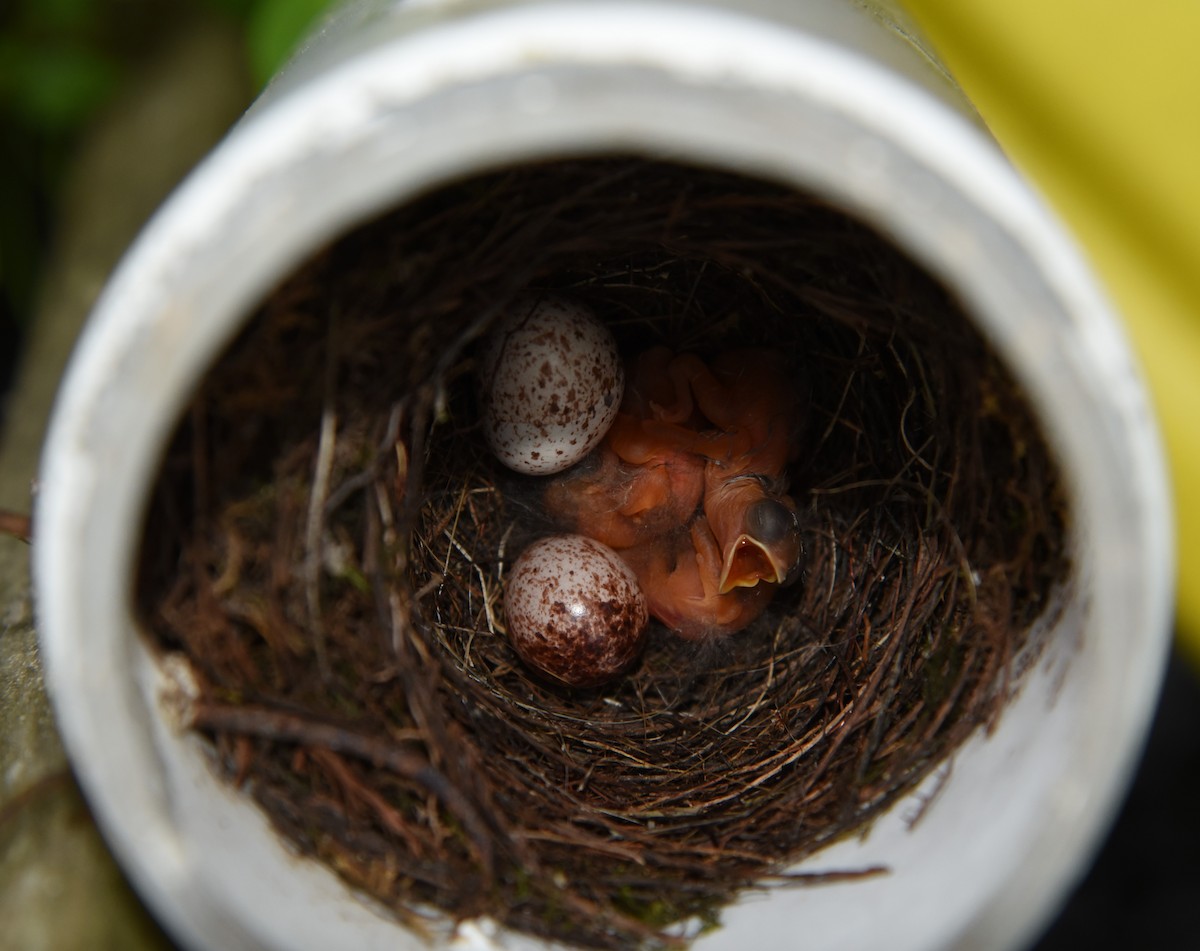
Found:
[34,2,1172,951]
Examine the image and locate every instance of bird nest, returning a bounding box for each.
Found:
[137,158,1070,948]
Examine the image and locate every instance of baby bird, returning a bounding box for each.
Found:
[540,421,706,552]
[544,345,802,640]
[620,515,777,641]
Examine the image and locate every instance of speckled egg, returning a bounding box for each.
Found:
[478,295,623,475]
[504,534,648,687]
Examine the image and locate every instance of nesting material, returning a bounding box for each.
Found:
[137,159,1070,949]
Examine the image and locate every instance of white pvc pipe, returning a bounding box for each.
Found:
[35,2,1173,950]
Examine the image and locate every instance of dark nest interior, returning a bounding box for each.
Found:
[137,158,1070,948]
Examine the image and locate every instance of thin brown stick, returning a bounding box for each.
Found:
[187,700,495,876]
[0,769,72,831]
[0,508,32,543]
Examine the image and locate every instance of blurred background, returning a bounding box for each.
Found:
[1,0,1198,947]
[0,0,325,411]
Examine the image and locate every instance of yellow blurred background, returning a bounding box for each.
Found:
[903,1,1200,663]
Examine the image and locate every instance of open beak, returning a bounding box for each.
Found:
[716,497,802,594]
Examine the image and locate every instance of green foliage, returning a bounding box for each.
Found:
[0,0,340,135]
[199,0,258,17]
[246,0,337,86]
[12,0,100,32]
[0,39,120,130]
[0,0,116,131]
[0,0,339,336]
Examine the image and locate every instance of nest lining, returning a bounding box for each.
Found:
[137,157,1070,949]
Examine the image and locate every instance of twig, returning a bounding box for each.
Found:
[305,314,341,681]
[766,865,890,886]
[0,769,73,831]
[187,700,495,876]
[0,508,32,543]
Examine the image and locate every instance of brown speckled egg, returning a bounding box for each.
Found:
[504,534,648,687]
[478,294,623,475]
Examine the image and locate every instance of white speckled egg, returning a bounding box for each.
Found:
[478,295,623,475]
[504,534,648,687]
